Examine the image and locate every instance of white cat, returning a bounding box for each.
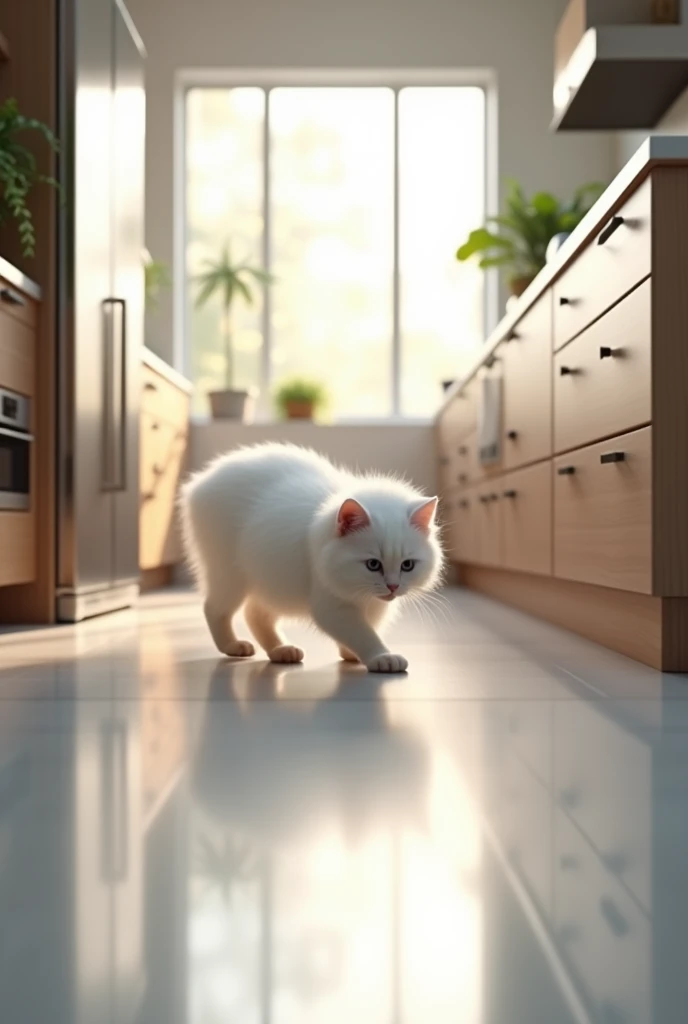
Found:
[180,443,443,673]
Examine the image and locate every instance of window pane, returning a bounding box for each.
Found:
[399,88,485,417]
[270,88,394,419]
[186,88,265,416]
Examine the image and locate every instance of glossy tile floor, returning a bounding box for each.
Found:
[2,587,688,1023]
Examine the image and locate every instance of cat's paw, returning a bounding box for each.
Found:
[339,645,360,663]
[269,644,304,664]
[224,640,255,658]
[366,652,408,674]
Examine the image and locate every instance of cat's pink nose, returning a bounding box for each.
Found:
[387,583,399,593]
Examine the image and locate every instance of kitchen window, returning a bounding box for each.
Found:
[183,77,489,419]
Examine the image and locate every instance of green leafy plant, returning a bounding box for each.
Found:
[194,241,273,391]
[456,180,605,293]
[0,98,61,258]
[143,254,171,311]
[274,377,329,419]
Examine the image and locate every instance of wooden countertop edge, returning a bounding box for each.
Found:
[435,135,688,421]
[0,256,41,301]
[142,346,193,395]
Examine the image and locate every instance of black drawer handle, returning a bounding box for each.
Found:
[143,381,158,392]
[151,421,160,431]
[599,896,629,938]
[559,296,571,306]
[506,328,519,342]
[457,473,467,483]
[458,445,468,456]
[489,493,499,502]
[506,429,518,440]
[559,365,577,376]
[599,346,613,359]
[0,287,26,307]
[484,354,499,369]
[503,489,517,499]
[600,451,625,464]
[558,465,575,476]
[458,499,469,509]
[598,215,624,246]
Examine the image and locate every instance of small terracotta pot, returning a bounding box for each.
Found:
[284,400,315,420]
[509,275,536,298]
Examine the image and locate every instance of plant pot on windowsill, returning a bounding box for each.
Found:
[508,274,536,298]
[284,399,316,420]
[208,388,254,422]
[274,377,328,424]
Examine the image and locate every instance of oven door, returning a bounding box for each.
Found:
[0,426,32,511]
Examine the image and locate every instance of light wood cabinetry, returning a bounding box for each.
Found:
[553,176,651,351]
[139,352,191,588]
[554,426,652,593]
[502,294,553,470]
[0,265,40,590]
[553,277,651,453]
[436,141,688,670]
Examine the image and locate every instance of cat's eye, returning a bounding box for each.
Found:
[401,559,416,572]
[365,558,383,572]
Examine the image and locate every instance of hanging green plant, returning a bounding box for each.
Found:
[0,98,61,258]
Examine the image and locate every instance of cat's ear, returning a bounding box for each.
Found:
[337,498,371,536]
[410,497,438,534]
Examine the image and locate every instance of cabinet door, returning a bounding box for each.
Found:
[502,293,553,471]
[111,1,146,588]
[473,488,502,566]
[501,461,552,576]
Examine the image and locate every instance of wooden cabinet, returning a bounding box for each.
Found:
[434,145,688,670]
[554,427,652,593]
[139,354,191,584]
[503,294,552,470]
[501,461,552,576]
[0,266,40,590]
[553,176,652,351]
[554,278,652,454]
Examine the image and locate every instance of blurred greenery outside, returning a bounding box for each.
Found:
[186,86,485,419]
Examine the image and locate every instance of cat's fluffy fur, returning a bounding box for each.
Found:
[180,443,443,673]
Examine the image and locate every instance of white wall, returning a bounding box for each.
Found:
[191,422,438,494]
[616,86,688,171]
[130,0,616,367]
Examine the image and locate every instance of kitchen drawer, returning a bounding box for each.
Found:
[437,385,476,451]
[472,485,502,566]
[438,434,474,494]
[554,699,651,913]
[555,811,651,1024]
[141,363,190,428]
[0,281,37,330]
[0,311,35,397]
[501,460,552,576]
[553,176,651,351]
[554,278,651,454]
[140,414,188,570]
[448,489,477,563]
[554,426,651,593]
[502,293,553,470]
[0,511,35,586]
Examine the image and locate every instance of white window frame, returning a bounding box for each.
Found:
[175,68,499,423]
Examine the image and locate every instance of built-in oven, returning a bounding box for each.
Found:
[0,387,32,511]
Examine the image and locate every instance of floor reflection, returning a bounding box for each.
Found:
[2,589,688,1023]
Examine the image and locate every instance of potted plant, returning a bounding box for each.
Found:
[0,98,61,258]
[194,241,273,421]
[456,179,604,297]
[275,378,328,421]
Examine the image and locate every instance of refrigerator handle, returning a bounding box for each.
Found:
[101,297,127,492]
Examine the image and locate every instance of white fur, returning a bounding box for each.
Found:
[180,443,443,672]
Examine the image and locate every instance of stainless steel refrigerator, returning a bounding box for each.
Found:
[56,0,145,623]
